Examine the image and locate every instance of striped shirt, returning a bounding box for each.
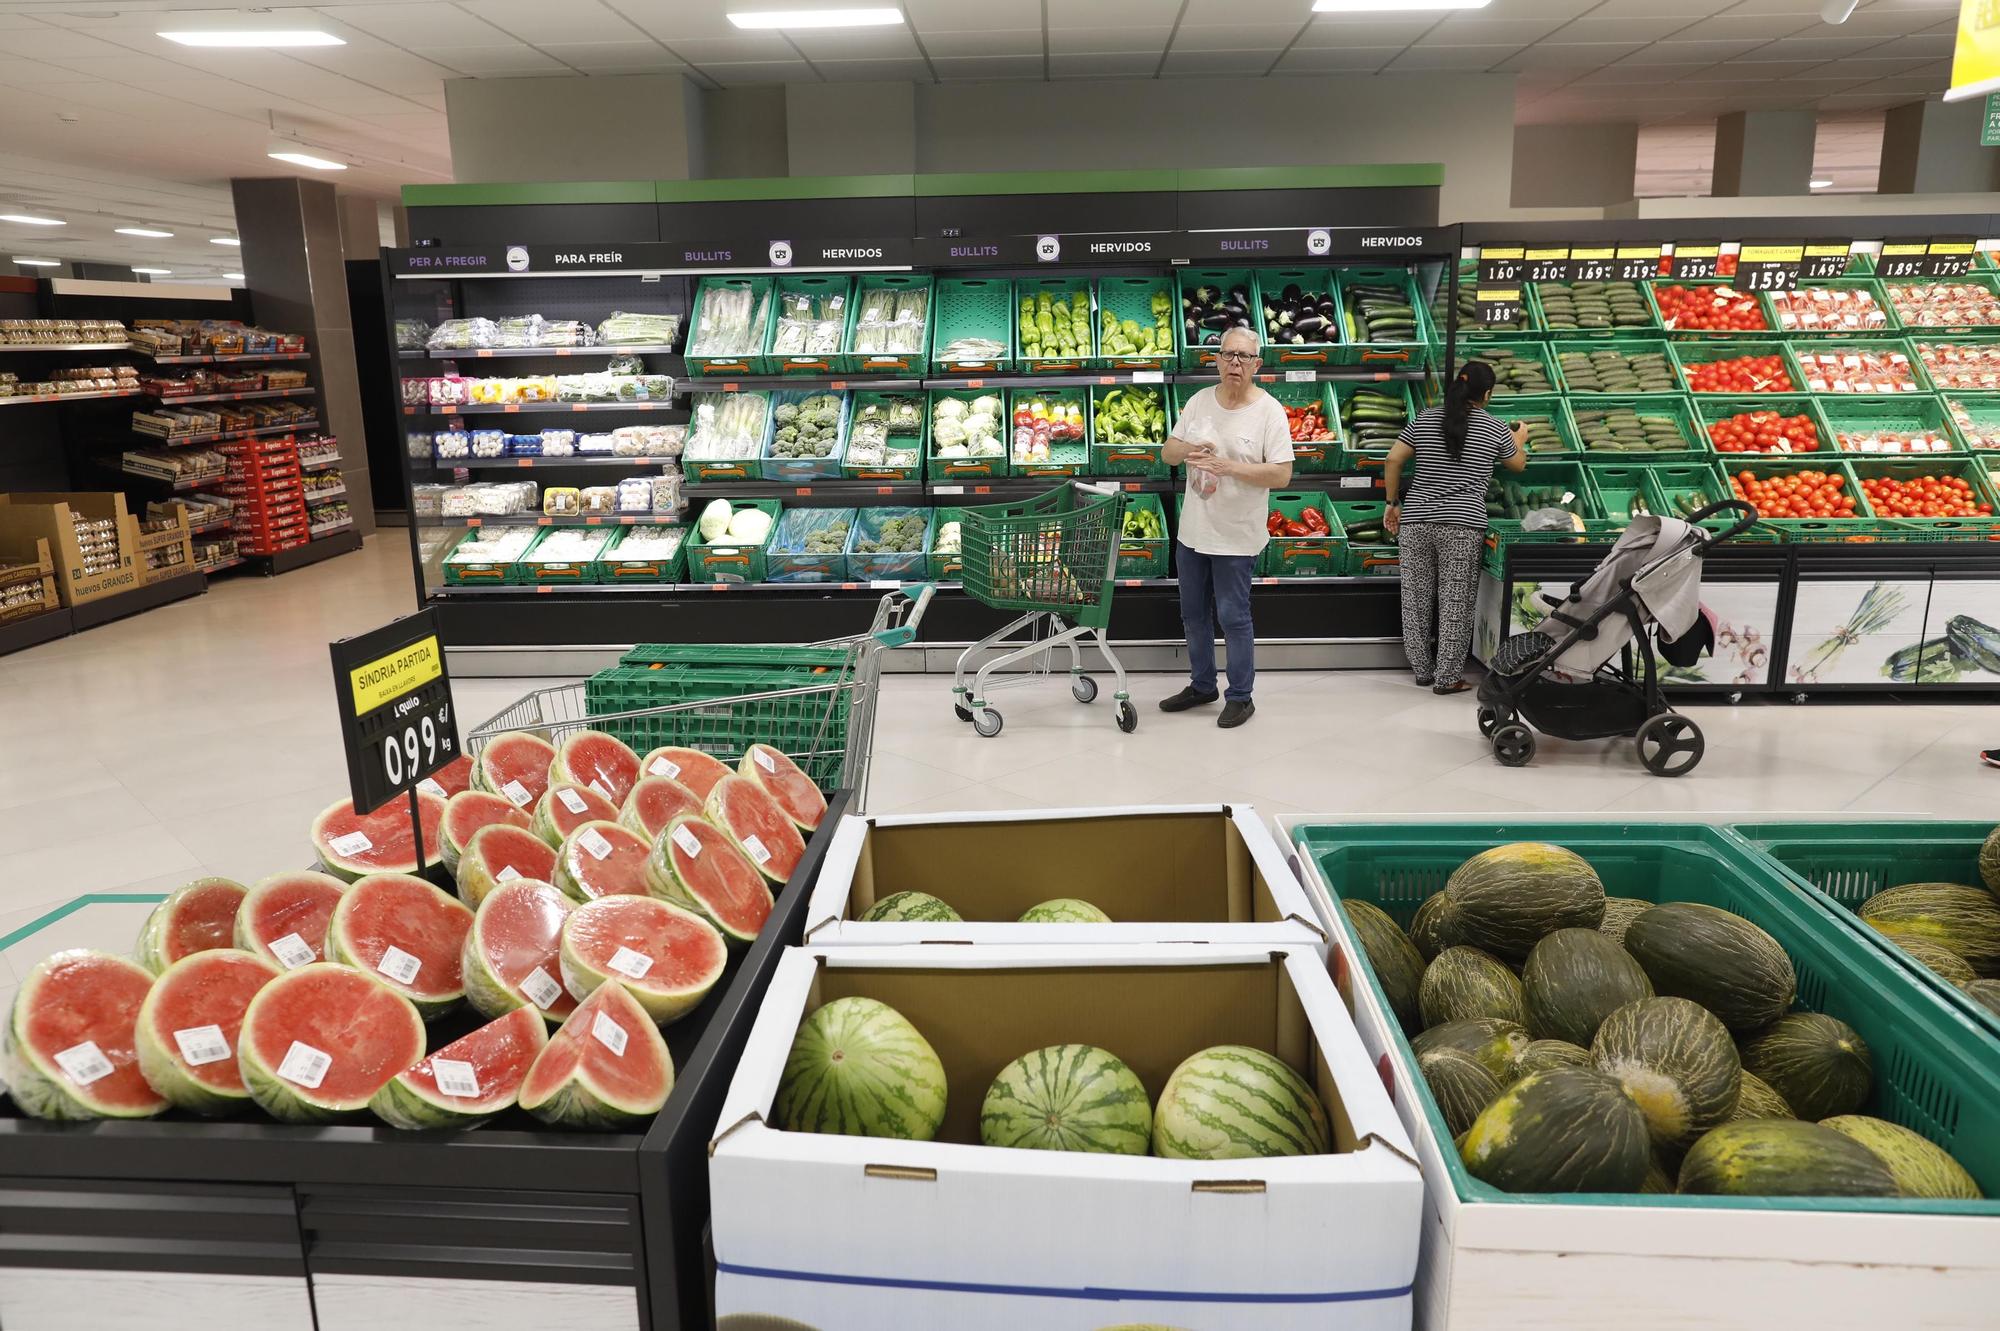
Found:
[1397,405,1518,528]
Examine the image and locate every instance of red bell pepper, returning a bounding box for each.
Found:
[1266,510,1286,535]
[1300,506,1329,535]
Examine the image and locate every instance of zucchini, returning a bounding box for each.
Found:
[1944,615,2000,674]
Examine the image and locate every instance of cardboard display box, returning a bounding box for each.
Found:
[804,805,1327,950]
[710,944,1422,1331]
[136,509,195,585]
[0,535,58,624]
[0,492,142,606]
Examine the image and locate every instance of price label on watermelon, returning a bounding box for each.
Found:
[671,823,703,858]
[591,1011,629,1056]
[174,1025,231,1066]
[432,1057,481,1099]
[578,827,614,860]
[54,1040,114,1086]
[521,967,563,1010]
[608,946,654,979]
[269,932,316,969]
[496,864,522,883]
[557,786,589,815]
[741,833,772,866]
[648,756,681,779]
[590,778,613,800]
[753,748,777,773]
[277,1040,332,1089]
[327,830,373,858]
[416,777,447,799]
[501,779,532,807]
[377,945,422,985]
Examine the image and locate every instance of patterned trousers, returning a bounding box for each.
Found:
[1398,522,1485,685]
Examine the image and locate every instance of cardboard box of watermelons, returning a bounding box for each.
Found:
[802,804,1326,952]
[709,943,1422,1331]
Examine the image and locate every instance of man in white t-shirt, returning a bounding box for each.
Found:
[1160,326,1294,728]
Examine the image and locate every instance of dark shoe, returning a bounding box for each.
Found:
[1414,675,1434,687]
[1983,748,2000,769]
[1218,699,1255,728]
[1159,686,1220,713]
[1433,680,1473,695]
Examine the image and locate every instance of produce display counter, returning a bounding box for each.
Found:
[0,791,850,1331]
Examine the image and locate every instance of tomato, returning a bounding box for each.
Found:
[1654,283,1769,332]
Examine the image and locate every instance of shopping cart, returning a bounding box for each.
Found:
[951,480,1136,737]
[467,584,931,811]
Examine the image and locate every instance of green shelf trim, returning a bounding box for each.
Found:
[656,174,916,202]
[911,169,1181,197]
[1176,164,1444,191]
[0,893,168,952]
[401,181,655,207]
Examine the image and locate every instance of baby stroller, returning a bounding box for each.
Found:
[1477,500,1757,776]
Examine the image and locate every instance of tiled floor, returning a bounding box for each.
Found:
[0,533,1993,1004]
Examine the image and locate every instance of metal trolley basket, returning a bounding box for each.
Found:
[951,480,1137,737]
[468,585,931,812]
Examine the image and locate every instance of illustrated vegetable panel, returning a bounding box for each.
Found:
[1785,579,1932,686]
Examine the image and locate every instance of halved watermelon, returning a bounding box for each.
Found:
[238,963,425,1122]
[235,871,348,969]
[3,950,165,1121]
[619,775,703,842]
[462,881,578,1025]
[134,950,278,1115]
[740,744,827,833]
[420,751,476,799]
[458,822,559,908]
[704,775,806,886]
[370,1006,550,1131]
[532,781,619,849]
[554,820,654,903]
[639,746,732,799]
[520,980,675,1128]
[135,877,246,975]
[559,894,728,1025]
[326,874,475,1019]
[311,790,447,882]
[644,814,773,948]
[440,790,531,877]
[551,730,641,807]
[471,731,557,810]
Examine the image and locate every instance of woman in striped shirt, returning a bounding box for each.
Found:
[1384,360,1528,693]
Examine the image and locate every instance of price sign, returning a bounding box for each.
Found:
[1570,246,1615,282]
[1879,241,1929,279]
[330,610,460,820]
[1801,242,1853,281]
[1670,243,1721,280]
[1616,245,1663,282]
[1525,246,1572,282]
[1734,242,1804,293]
[1474,287,1524,325]
[1477,245,1524,284]
[1927,237,1977,278]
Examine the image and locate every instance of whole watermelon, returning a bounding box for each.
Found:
[774,997,947,1140]
[1857,882,2000,977]
[859,891,962,924]
[1152,1045,1329,1160]
[1443,843,1606,964]
[979,1044,1150,1154]
[1461,1067,1650,1194]
[1018,898,1111,924]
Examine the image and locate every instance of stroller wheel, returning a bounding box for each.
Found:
[954,703,973,723]
[1636,713,1704,778]
[1491,722,1536,768]
[1476,704,1501,738]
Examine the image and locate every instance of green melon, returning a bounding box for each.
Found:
[1412,1017,1531,1082]
[1342,899,1426,1035]
[1522,927,1654,1048]
[1641,1153,1675,1194]
[1152,1045,1330,1161]
[1419,946,1527,1029]
[1857,882,2000,977]
[979,1044,1151,1154]
[774,997,946,1140]
[1622,902,1796,1034]
[1677,1119,1899,1197]
[1590,997,1741,1150]
[1417,1046,1502,1138]
[1461,1067,1651,1194]
[1597,897,1650,947]
[858,891,961,923]
[1018,898,1111,924]
[1729,1070,1794,1122]
[1409,892,1454,961]
[1820,1115,1982,1200]
[1979,826,1999,894]
[1961,977,2000,1019]
[1739,1012,1872,1122]
[1510,1038,1591,1078]
[1884,936,1977,987]
[1443,843,1606,964]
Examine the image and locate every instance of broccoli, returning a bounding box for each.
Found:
[773,403,799,424]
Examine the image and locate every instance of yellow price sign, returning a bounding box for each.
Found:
[349,634,443,716]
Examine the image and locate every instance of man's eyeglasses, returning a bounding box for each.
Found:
[1217,350,1258,365]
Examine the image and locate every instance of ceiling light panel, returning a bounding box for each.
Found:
[268,151,348,171]
[727,9,905,30]
[159,31,345,48]
[115,227,174,238]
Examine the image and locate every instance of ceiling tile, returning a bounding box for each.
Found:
[1863,33,1956,58]
[1160,49,1276,76]
[420,44,568,75]
[1170,24,1314,53]
[927,55,1046,80]
[922,30,1044,58]
[1423,18,1574,44]
[1272,46,1401,73]
[0,29,129,59]
[1796,57,1931,78]
[1559,16,1710,42]
[814,58,937,81]
[660,36,795,63]
[1293,19,1439,48]
[324,3,516,47]
[1383,46,1516,72]
[594,0,744,41]
[1690,14,1824,40]
[1716,0,1854,10]
[1180,0,1324,20]
[539,42,685,73]
[700,60,822,85]
[1495,42,1646,70]
[903,0,1043,31]
[1574,62,1712,84]
[0,56,109,86]
[1624,40,1767,64]
[1472,0,1601,17]
[1049,52,1162,79]
[1046,0,1184,28]
[458,0,638,44]
[787,27,923,61]
[1049,26,1176,55]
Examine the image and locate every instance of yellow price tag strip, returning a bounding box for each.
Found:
[349,634,442,716]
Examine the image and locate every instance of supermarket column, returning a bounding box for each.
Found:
[1160,327,1294,729]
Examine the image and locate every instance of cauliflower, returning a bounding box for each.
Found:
[934,419,967,447]
[971,394,1002,419]
[935,397,968,423]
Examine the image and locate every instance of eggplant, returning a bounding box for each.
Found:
[1282,282,1303,303]
[1293,314,1327,338]
[1200,311,1233,331]
[1233,316,1253,329]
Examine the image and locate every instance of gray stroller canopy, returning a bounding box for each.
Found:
[1531,515,1707,677]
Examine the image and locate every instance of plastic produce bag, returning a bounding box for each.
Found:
[766,507,855,583]
[687,392,770,460]
[850,507,930,579]
[688,284,769,357]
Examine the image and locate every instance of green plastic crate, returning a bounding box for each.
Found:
[763,389,849,481]
[928,505,967,582]
[847,506,931,582]
[1488,459,1601,529]
[1816,395,1961,457]
[840,390,926,483]
[1258,490,1342,576]
[684,275,775,377]
[1460,340,1558,396]
[1943,391,2000,453]
[1009,386,1090,478]
[1295,820,2000,1211]
[1691,395,1835,460]
[766,274,854,377]
[514,525,612,585]
[440,527,529,586]
[1332,380,1414,469]
[1431,260,1540,341]
[1565,393,1704,458]
[1790,337,1933,395]
[1547,339,1680,396]
[1091,275,1176,370]
[593,523,688,585]
[1643,278,1780,339]
[1763,278,1897,339]
[1877,272,2000,334]
[925,388,1008,482]
[1529,279,1660,339]
[1175,268,1257,370]
[584,660,850,789]
[1667,338,1805,394]
[1720,455,1879,537]
[929,277,1016,374]
[1585,463,1655,523]
[837,273,931,375]
[1486,395,1580,458]
[1330,500,1396,577]
[1645,460,1734,525]
[1088,381,1172,478]
[1252,268,1344,369]
[1113,492,1169,578]
[1334,267,1435,369]
[1014,276,1095,372]
[1729,821,2000,1043]
[685,497,781,584]
[764,506,856,584]
[682,388,775,483]
[1845,454,2000,532]
[618,643,848,669]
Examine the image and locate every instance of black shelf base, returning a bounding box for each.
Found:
[0,606,74,657]
[252,528,362,575]
[70,571,206,631]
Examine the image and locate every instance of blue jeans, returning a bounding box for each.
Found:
[1178,543,1257,701]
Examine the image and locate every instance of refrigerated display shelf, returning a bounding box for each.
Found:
[408,402,683,416]
[197,555,244,575]
[123,469,227,490]
[137,350,311,364]
[142,385,316,405]
[298,453,343,471]
[428,343,679,359]
[455,454,682,469]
